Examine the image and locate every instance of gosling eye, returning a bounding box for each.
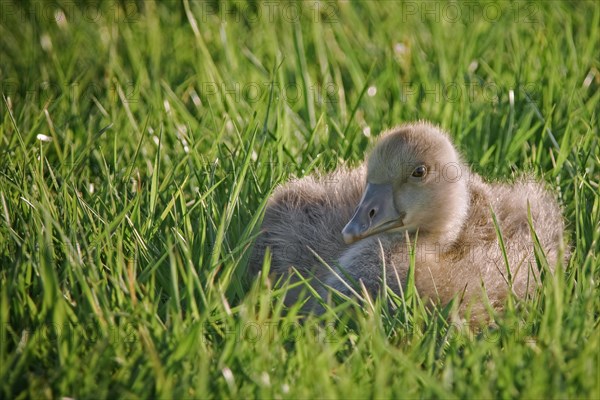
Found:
[411,165,427,178]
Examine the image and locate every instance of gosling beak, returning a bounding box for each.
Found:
[342,183,404,244]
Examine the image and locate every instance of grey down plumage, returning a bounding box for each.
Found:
[249,122,568,317]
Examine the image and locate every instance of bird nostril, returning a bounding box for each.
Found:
[369,208,376,219]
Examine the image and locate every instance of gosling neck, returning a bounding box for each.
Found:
[417,173,471,248]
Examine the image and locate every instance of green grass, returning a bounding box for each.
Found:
[1,0,599,398]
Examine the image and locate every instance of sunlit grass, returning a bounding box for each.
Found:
[0,1,598,398]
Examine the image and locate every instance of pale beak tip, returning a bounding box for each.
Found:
[342,231,358,245]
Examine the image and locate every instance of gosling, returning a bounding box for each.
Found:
[249,122,568,318]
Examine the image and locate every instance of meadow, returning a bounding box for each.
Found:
[0,1,598,398]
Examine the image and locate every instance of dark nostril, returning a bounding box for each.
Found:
[369,208,376,219]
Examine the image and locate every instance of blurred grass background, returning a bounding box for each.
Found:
[0,0,598,398]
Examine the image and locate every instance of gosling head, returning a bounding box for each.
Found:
[342,123,470,245]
